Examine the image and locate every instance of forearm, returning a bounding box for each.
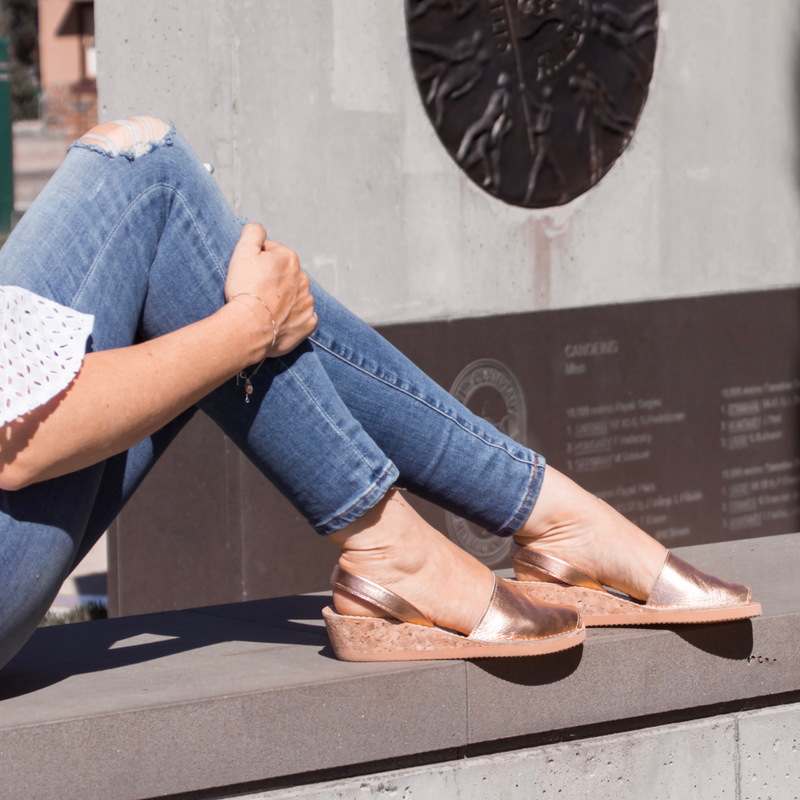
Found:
[0,300,266,490]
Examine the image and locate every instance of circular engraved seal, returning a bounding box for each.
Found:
[405,0,658,207]
[445,358,528,567]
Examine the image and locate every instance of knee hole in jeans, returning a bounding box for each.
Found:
[79,116,171,157]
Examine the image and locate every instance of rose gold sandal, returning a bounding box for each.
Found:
[323,565,584,662]
[511,546,761,626]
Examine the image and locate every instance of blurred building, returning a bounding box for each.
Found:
[38,0,95,137]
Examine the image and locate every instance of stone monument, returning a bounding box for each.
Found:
[94,0,800,615]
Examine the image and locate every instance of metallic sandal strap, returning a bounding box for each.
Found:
[330,565,435,627]
[512,547,606,593]
[647,551,752,608]
[469,576,581,642]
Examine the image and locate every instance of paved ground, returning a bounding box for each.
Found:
[13,119,70,211]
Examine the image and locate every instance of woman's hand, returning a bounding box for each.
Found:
[224,223,318,358]
[0,224,319,491]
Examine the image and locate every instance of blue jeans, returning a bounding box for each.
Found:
[0,128,545,670]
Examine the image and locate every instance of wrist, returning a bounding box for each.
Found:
[217,297,274,369]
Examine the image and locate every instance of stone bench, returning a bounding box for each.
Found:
[2,534,799,799]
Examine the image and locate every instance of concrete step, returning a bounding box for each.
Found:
[1,534,798,800]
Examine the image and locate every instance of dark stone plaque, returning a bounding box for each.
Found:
[406,0,658,207]
[382,289,800,565]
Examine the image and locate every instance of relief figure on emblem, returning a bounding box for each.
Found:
[407,0,477,20]
[569,63,633,184]
[591,1,657,85]
[456,73,513,193]
[411,31,490,127]
[404,0,657,207]
[515,0,589,80]
[517,0,572,36]
[521,84,567,205]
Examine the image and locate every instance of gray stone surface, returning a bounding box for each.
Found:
[738,704,800,800]
[464,614,797,744]
[0,601,465,799]
[95,0,800,328]
[1,535,799,800]
[253,716,738,799]
[472,535,800,743]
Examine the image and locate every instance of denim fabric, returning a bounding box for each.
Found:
[0,126,545,670]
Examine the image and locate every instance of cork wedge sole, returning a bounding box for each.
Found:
[511,547,761,627]
[324,565,584,662]
[322,606,585,661]
[509,580,762,627]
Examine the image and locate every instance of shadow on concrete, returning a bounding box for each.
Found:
[0,598,759,702]
[671,618,754,659]
[469,643,584,685]
[0,594,332,701]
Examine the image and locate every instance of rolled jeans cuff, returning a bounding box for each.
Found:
[315,462,400,536]
[492,453,547,537]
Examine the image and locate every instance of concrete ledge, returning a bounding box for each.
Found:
[1,534,799,800]
[255,704,800,800]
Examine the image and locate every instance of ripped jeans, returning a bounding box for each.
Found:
[0,123,545,670]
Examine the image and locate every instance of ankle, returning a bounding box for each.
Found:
[329,489,412,553]
[329,491,428,577]
[515,466,583,540]
[326,490,495,634]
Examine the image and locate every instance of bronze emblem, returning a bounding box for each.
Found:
[406,0,658,207]
[446,359,528,566]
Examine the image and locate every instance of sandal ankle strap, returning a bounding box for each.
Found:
[512,547,606,593]
[330,565,435,627]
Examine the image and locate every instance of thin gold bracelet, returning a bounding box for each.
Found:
[227,292,278,403]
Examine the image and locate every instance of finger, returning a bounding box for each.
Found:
[261,239,286,254]
[233,223,267,257]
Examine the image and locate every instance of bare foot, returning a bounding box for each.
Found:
[513,467,667,600]
[328,490,495,635]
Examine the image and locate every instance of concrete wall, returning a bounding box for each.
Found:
[95,0,800,327]
[244,703,800,800]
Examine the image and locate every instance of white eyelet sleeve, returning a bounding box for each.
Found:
[0,286,94,426]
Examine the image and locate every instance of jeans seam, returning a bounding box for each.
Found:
[72,183,227,308]
[276,352,394,488]
[310,336,537,467]
[318,462,397,531]
[495,455,541,535]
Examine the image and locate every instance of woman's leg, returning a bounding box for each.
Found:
[0,118,396,668]
[296,282,667,601]
[0,117,523,663]
[0,411,195,670]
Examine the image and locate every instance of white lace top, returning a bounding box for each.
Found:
[0,286,94,426]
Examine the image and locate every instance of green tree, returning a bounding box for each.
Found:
[1,0,39,120]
